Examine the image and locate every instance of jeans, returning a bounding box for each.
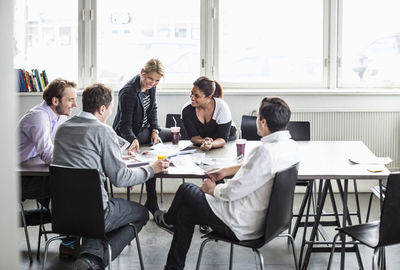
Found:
[165,183,237,270]
[137,127,172,202]
[136,126,172,144]
[81,197,149,265]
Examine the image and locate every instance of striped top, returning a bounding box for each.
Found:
[141,91,151,127]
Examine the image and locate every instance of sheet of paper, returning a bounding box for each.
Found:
[202,155,243,167]
[149,140,193,157]
[349,156,392,165]
[170,155,205,175]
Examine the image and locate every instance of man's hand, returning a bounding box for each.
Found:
[151,158,170,174]
[205,168,226,182]
[201,178,216,195]
[200,137,213,151]
[128,139,140,154]
[151,130,161,145]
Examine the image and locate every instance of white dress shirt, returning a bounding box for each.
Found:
[206,130,301,241]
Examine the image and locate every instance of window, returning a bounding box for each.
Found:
[219,0,324,85]
[13,0,78,83]
[13,0,400,90]
[339,0,400,87]
[97,0,200,85]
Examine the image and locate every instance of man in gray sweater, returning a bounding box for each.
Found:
[53,83,169,270]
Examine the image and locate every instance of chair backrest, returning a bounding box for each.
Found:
[241,116,310,142]
[166,113,189,140]
[287,121,310,141]
[240,115,261,140]
[49,165,106,239]
[263,164,299,243]
[379,172,400,247]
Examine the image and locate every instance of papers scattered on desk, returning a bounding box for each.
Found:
[349,156,392,165]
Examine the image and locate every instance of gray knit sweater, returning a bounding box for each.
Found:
[53,112,154,209]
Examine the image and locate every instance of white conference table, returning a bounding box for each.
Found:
[19,140,390,269]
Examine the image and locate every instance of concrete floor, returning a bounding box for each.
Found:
[19,190,400,270]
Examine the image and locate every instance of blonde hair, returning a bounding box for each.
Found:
[142,58,165,77]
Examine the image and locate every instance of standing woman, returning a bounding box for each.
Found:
[181,76,236,151]
[113,58,169,214]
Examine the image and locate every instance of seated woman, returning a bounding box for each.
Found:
[113,58,170,214]
[181,76,236,151]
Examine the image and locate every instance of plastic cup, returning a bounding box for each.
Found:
[171,126,181,144]
[236,139,247,157]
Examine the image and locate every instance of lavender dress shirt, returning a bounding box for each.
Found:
[18,101,66,165]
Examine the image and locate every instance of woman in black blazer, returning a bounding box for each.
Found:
[113,58,170,214]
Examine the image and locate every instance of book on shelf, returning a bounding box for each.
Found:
[16,68,49,92]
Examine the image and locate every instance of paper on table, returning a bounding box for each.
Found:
[202,155,243,167]
[170,155,205,175]
[150,140,193,156]
[124,159,149,167]
[349,156,392,165]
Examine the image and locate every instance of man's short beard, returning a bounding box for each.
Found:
[55,102,66,115]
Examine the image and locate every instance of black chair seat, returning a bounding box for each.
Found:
[296,180,310,186]
[21,208,52,226]
[338,221,380,248]
[202,231,266,249]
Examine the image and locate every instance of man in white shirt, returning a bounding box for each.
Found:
[155,97,301,270]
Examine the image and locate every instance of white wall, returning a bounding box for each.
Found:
[18,89,400,193]
[0,0,20,269]
[18,89,400,128]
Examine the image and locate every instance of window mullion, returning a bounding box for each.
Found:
[328,0,339,89]
[79,0,95,89]
[202,0,215,79]
[78,0,84,89]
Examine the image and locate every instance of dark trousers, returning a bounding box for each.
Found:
[165,183,237,270]
[82,197,149,265]
[137,127,171,201]
[20,176,51,209]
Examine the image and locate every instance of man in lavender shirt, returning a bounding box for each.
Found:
[18,78,77,258]
[18,78,77,166]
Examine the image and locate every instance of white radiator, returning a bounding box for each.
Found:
[292,112,400,170]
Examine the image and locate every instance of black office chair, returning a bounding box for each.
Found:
[240,115,261,140]
[365,184,386,223]
[42,165,144,270]
[327,172,400,270]
[19,176,52,262]
[195,165,300,270]
[19,200,51,263]
[287,121,310,141]
[239,117,315,240]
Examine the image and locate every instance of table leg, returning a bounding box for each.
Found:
[301,179,329,270]
[336,180,364,270]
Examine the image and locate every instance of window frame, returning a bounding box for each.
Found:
[74,0,400,90]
